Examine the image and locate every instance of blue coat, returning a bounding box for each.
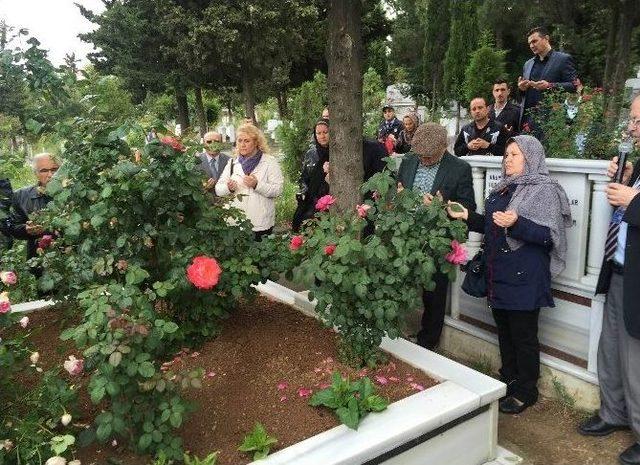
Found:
[467,185,554,311]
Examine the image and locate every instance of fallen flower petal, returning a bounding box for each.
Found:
[297,388,313,398]
[277,382,288,391]
[374,375,389,385]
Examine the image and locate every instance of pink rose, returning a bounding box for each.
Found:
[19,316,29,328]
[0,271,17,286]
[0,301,10,314]
[324,244,336,256]
[315,195,336,211]
[63,355,84,376]
[186,256,222,290]
[356,204,371,218]
[445,240,468,265]
[289,235,304,251]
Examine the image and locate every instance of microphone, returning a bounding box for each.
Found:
[615,137,633,184]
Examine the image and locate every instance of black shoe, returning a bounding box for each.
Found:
[620,443,640,465]
[578,414,629,437]
[499,396,532,414]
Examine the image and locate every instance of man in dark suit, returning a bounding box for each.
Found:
[397,122,476,350]
[518,26,578,134]
[579,94,640,465]
[489,79,520,136]
[197,131,230,196]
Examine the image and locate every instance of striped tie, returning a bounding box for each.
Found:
[604,213,621,262]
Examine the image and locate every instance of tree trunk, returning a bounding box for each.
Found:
[327,0,363,212]
[606,1,639,124]
[194,87,207,138]
[175,89,190,132]
[602,3,619,90]
[242,71,256,124]
[276,89,288,119]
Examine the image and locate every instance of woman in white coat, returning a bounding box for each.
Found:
[215,124,284,240]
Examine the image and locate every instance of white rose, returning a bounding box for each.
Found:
[30,352,40,364]
[61,413,72,426]
[69,460,81,465]
[45,457,67,465]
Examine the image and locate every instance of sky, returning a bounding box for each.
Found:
[0,0,106,66]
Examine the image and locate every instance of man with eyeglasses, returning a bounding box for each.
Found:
[197,131,230,196]
[7,153,59,262]
[579,94,640,465]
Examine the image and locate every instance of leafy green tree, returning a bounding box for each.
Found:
[443,0,480,106]
[420,0,451,112]
[463,31,507,104]
[363,67,386,138]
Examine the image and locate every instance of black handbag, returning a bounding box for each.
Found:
[461,247,487,298]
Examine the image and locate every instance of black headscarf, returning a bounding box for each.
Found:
[307,119,330,201]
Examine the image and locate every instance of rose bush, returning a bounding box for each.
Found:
[30,121,287,459]
[0,270,80,465]
[291,168,468,367]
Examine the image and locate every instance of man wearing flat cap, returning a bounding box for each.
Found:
[397,122,477,350]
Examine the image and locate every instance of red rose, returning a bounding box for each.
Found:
[37,234,54,249]
[186,256,222,290]
[324,244,336,256]
[160,136,186,152]
[289,235,304,251]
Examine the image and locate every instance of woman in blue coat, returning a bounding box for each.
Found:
[448,135,572,414]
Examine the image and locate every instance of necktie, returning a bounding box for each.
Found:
[210,157,218,178]
[604,176,640,262]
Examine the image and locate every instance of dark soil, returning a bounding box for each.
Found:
[16,297,437,465]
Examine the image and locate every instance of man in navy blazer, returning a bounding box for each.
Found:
[518,26,578,134]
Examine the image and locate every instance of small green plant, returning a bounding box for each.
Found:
[552,377,576,410]
[469,355,494,376]
[309,371,389,430]
[238,422,278,461]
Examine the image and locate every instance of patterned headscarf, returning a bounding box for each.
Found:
[492,135,572,277]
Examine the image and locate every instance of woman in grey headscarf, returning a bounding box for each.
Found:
[394,112,420,154]
[448,135,572,415]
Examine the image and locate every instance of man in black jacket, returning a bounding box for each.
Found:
[454,97,506,157]
[489,79,520,136]
[579,95,640,465]
[7,153,59,262]
[397,122,476,350]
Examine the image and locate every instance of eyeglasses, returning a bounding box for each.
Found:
[38,167,58,174]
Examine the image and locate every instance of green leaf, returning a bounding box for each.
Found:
[336,398,360,430]
[108,351,122,367]
[138,433,152,450]
[309,388,338,409]
[138,361,155,378]
[364,395,388,412]
[90,386,106,403]
[96,422,112,442]
[169,411,182,428]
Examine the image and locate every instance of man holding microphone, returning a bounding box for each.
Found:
[579,94,640,465]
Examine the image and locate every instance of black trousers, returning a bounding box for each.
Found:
[417,272,449,350]
[491,307,541,404]
[254,227,273,242]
